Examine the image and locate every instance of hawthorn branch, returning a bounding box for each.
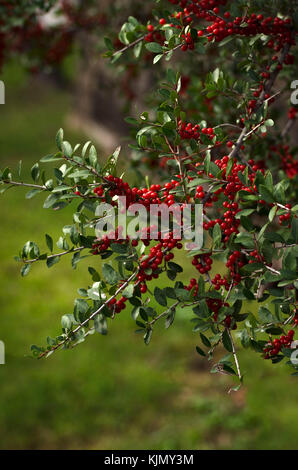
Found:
[148,301,180,327]
[2,180,47,190]
[112,35,145,56]
[61,153,115,187]
[62,153,101,178]
[24,246,85,265]
[265,265,281,275]
[39,270,138,358]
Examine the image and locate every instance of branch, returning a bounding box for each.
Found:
[39,270,138,358]
[227,42,291,162]
[24,246,85,265]
[112,35,145,56]
[2,180,47,190]
[226,328,242,381]
[148,301,180,327]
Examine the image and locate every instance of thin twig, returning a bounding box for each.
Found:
[148,301,180,326]
[226,328,242,381]
[112,35,146,56]
[2,180,47,190]
[24,246,85,264]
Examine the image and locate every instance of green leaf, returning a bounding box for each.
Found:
[235,208,255,219]
[88,145,98,167]
[193,300,209,319]
[110,243,128,254]
[102,264,119,285]
[153,53,163,64]
[144,328,153,345]
[167,261,183,273]
[17,160,22,177]
[241,262,263,272]
[94,314,108,335]
[61,314,73,330]
[154,287,167,307]
[145,42,163,53]
[75,298,89,315]
[222,329,233,352]
[268,205,277,222]
[122,284,134,299]
[165,309,176,329]
[102,146,121,176]
[87,282,102,301]
[62,141,72,158]
[56,128,64,151]
[259,185,275,203]
[45,234,53,252]
[46,256,60,268]
[40,153,62,163]
[31,163,40,182]
[264,232,285,243]
[196,345,206,357]
[43,193,60,209]
[212,223,222,247]
[258,306,274,323]
[25,189,43,199]
[21,264,31,277]
[164,287,177,299]
[200,332,211,348]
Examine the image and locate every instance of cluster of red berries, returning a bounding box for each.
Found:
[225,250,243,283]
[184,280,234,328]
[247,250,265,265]
[264,330,295,359]
[211,273,230,291]
[207,298,236,329]
[108,294,128,314]
[136,233,182,293]
[192,253,213,274]
[145,24,165,44]
[166,0,294,50]
[278,204,292,227]
[205,156,264,202]
[194,185,206,200]
[94,175,137,208]
[207,297,226,320]
[92,227,130,255]
[202,198,241,243]
[178,121,215,141]
[184,277,199,296]
[248,84,276,114]
[288,107,297,120]
[181,32,195,51]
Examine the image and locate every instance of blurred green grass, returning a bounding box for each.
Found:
[0,62,298,450]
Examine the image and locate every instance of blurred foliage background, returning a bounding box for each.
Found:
[1,53,298,450]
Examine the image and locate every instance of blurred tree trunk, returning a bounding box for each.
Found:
[69,0,154,153]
